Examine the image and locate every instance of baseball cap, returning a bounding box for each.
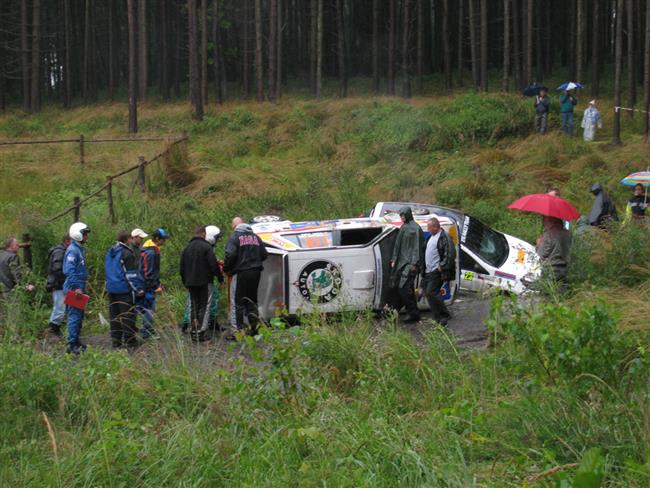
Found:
[131,228,148,239]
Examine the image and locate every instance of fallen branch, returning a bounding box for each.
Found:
[525,463,579,483]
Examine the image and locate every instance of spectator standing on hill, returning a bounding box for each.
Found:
[389,206,425,323]
[63,222,90,354]
[105,231,144,349]
[46,234,71,337]
[224,217,268,337]
[625,184,648,222]
[130,228,148,262]
[581,100,603,141]
[588,183,618,227]
[422,218,455,325]
[180,226,223,342]
[534,88,550,134]
[560,89,578,136]
[139,228,169,340]
[0,237,34,321]
[536,216,571,294]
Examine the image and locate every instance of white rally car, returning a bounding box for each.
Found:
[250,214,461,320]
[367,202,541,295]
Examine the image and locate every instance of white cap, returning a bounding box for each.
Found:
[131,228,148,239]
[589,99,596,105]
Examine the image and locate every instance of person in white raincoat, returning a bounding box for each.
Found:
[581,100,603,141]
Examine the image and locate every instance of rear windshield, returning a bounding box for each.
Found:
[461,216,509,268]
[281,227,383,248]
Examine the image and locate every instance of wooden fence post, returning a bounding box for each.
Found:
[137,156,146,192]
[21,233,32,269]
[73,196,80,222]
[106,177,116,224]
[79,134,85,165]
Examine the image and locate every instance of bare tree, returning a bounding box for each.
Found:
[388,0,396,95]
[457,0,465,87]
[63,0,72,107]
[276,0,283,98]
[188,0,203,119]
[242,0,250,97]
[417,0,423,92]
[502,0,510,91]
[525,0,532,84]
[442,0,451,89]
[269,0,277,101]
[336,0,347,97]
[612,0,623,145]
[254,0,263,101]
[108,0,116,101]
[138,0,147,101]
[643,2,650,144]
[626,0,635,117]
[21,0,30,111]
[127,0,138,132]
[29,0,41,111]
[576,0,584,83]
[310,0,317,94]
[591,0,600,98]
[480,0,487,91]
[469,0,479,89]
[200,0,208,105]
[512,0,522,88]
[402,0,411,97]
[316,0,323,98]
[372,0,380,92]
[213,0,224,104]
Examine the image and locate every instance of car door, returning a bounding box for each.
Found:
[257,248,288,320]
[286,246,377,315]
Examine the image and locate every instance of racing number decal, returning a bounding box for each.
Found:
[463,271,475,281]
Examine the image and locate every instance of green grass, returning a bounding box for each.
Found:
[1,89,650,486]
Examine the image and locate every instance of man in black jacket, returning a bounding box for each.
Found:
[422,218,455,325]
[224,217,268,336]
[46,234,71,336]
[180,225,223,341]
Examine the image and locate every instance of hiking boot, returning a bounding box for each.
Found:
[141,329,161,340]
[190,330,210,342]
[66,342,86,355]
[48,323,62,337]
[403,315,421,323]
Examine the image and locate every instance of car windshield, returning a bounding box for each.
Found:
[380,203,436,217]
[461,216,509,268]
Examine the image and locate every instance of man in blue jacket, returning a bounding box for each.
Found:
[105,230,144,349]
[63,222,90,354]
[559,89,578,136]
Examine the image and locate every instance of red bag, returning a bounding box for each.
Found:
[64,290,90,310]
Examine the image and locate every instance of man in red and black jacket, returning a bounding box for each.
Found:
[224,217,268,336]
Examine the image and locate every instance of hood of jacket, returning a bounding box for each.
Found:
[143,239,160,251]
[234,223,254,233]
[399,206,414,223]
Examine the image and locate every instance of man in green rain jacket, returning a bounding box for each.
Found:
[389,206,425,322]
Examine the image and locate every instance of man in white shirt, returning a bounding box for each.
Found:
[423,218,453,325]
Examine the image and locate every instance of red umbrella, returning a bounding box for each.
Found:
[507,193,581,221]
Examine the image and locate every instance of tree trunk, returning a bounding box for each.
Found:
[576,0,584,83]
[200,0,208,105]
[627,0,636,116]
[173,1,181,98]
[127,0,138,132]
[502,0,510,91]
[643,2,650,144]
[138,0,147,101]
[310,0,317,94]
[161,0,170,100]
[442,0,451,89]
[612,0,623,145]
[188,0,203,119]
[242,0,250,97]
[469,0,478,89]
[108,0,115,100]
[269,0,277,102]
[388,0,396,95]
[457,0,464,87]
[525,0,532,84]
[372,0,380,92]
[213,0,223,104]
[336,0,347,97]
[316,0,323,98]
[30,0,41,112]
[277,0,283,98]
[512,0,521,88]
[480,0,487,91]
[591,0,600,97]
[402,0,411,98]
[64,0,72,107]
[21,0,30,111]
[417,0,423,92]
[83,0,91,101]
[254,0,263,101]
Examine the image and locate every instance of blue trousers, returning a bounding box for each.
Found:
[49,290,66,325]
[139,297,156,336]
[561,112,574,136]
[66,305,84,345]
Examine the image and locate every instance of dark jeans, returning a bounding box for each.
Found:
[535,112,548,134]
[230,269,262,332]
[388,272,420,320]
[187,285,210,336]
[561,112,574,136]
[108,293,137,347]
[423,271,450,321]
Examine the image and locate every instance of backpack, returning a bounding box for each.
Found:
[105,244,144,295]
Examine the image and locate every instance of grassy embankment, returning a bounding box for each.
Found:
[1,89,649,486]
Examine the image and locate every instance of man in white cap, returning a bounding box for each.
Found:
[130,228,148,262]
[581,100,603,142]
